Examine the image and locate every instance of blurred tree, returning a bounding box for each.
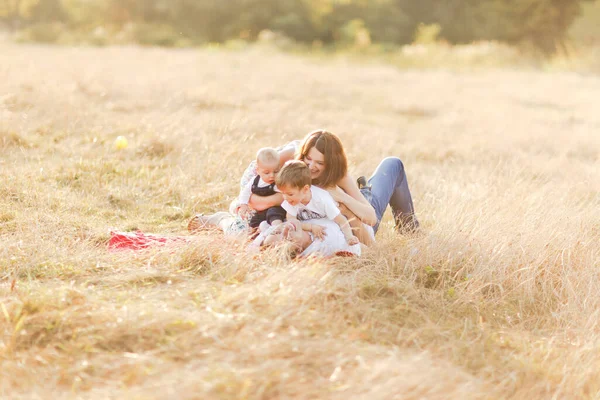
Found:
[365,1,414,44]
[2,0,594,51]
[396,0,594,52]
[570,0,600,44]
[267,0,317,42]
[29,0,66,23]
[60,0,109,27]
[0,0,40,30]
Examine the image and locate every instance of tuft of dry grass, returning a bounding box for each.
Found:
[0,42,599,399]
[0,130,30,149]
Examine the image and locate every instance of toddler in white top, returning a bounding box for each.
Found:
[236,148,286,229]
[273,160,359,246]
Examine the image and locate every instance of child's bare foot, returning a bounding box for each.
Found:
[281,221,296,239]
[347,235,359,246]
[258,221,270,233]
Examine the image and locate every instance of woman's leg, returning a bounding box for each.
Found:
[365,157,419,234]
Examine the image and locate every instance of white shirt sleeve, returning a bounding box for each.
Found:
[276,140,302,155]
[281,200,296,217]
[238,179,254,205]
[239,160,258,190]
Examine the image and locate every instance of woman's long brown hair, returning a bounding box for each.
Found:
[297,129,348,188]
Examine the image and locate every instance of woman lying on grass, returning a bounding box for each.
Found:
[189,129,419,248]
[270,218,362,258]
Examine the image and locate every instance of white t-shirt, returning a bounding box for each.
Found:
[299,219,361,257]
[281,186,340,222]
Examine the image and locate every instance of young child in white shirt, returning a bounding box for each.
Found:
[236,147,286,234]
[274,160,359,246]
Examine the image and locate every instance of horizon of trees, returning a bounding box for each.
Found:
[0,0,596,51]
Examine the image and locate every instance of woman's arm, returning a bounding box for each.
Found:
[278,146,296,166]
[338,204,375,246]
[329,175,377,226]
[333,213,358,244]
[248,193,283,211]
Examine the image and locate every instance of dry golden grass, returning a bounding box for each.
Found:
[1,41,599,399]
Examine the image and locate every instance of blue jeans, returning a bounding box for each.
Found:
[360,157,419,234]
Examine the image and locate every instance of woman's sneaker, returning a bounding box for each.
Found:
[356,176,367,189]
[356,176,369,189]
[357,176,373,203]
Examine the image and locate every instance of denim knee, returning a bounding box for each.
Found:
[380,157,404,175]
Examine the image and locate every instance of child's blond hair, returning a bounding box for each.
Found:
[256,147,279,165]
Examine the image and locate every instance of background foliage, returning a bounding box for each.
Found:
[0,0,597,51]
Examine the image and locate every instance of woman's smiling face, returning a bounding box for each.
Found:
[303,147,326,181]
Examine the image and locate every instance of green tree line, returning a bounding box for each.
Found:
[0,0,594,51]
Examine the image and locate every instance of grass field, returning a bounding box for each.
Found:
[1,42,599,399]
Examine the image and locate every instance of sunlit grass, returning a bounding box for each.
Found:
[0,42,599,399]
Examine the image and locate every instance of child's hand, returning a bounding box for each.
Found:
[311,224,326,240]
[236,204,250,219]
[282,221,297,239]
[347,235,359,245]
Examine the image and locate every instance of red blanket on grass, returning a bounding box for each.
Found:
[108,231,190,251]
